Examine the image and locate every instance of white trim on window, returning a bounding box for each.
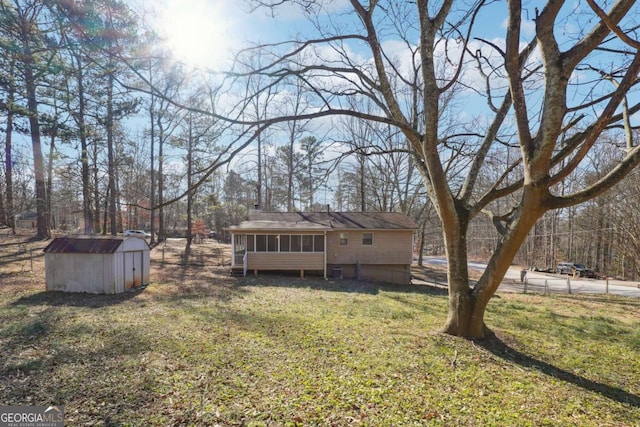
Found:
[362,232,373,246]
[339,232,349,246]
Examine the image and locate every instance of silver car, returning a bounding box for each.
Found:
[123,230,150,238]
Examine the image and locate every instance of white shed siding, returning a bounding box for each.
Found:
[142,249,150,284]
[114,250,124,294]
[46,253,114,294]
[103,252,116,293]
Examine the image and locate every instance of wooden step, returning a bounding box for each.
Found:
[229,267,245,276]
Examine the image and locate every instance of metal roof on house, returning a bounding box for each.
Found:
[43,237,124,254]
[227,211,418,231]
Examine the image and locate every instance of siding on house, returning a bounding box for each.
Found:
[248,252,324,271]
[328,263,411,283]
[326,230,413,265]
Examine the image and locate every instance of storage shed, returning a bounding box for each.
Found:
[43,237,150,294]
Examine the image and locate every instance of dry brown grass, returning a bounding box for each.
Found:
[1,230,639,426]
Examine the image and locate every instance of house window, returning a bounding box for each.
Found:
[314,235,324,252]
[362,232,373,245]
[280,235,290,252]
[249,234,324,252]
[302,235,314,252]
[291,235,302,252]
[256,235,267,251]
[339,232,348,245]
[267,235,278,252]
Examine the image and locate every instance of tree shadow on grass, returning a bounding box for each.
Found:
[11,287,146,308]
[478,332,640,408]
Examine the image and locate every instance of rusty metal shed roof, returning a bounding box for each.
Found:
[43,237,124,254]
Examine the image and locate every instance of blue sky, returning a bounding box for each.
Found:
[135,1,638,150]
[120,1,639,195]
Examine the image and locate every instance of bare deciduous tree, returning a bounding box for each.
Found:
[239,0,640,338]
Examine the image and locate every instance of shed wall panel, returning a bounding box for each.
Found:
[114,251,124,293]
[45,253,113,293]
[142,250,150,284]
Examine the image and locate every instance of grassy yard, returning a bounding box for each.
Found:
[1,236,639,426]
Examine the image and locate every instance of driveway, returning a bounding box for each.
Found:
[419,257,640,298]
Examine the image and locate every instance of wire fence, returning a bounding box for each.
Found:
[522,276,619,296]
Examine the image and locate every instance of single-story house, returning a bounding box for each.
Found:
[43,237,150,294]
[226,211,418,284]
[15,212,38,229]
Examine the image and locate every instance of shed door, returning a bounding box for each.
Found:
[124,251,144,289]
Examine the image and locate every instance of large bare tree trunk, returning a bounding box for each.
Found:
[441,187,548,338]
[440,231,485,338]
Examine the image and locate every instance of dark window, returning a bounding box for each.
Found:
[280,235,290,252]
[247,235,254,251]
[314,235,324,252]
[291,235,302,252]
[256,235,267,251]
[362,232,373,245]
[302,235,314,252]
[267,235,278,252]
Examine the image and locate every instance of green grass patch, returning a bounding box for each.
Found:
[1,279,639,426]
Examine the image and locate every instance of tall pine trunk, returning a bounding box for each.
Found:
[24,58,49,239]
[184,114,193,262]
[106,72,117,235]
[75,59,94,234]
[149,93,156,245]
[4,68,15,234]
[93,142,101,234]
[157,117,165,242]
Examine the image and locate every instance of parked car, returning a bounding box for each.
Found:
[556,262,595,277]
[123,229,150,238]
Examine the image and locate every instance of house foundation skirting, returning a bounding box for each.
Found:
[327,263,411,285]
